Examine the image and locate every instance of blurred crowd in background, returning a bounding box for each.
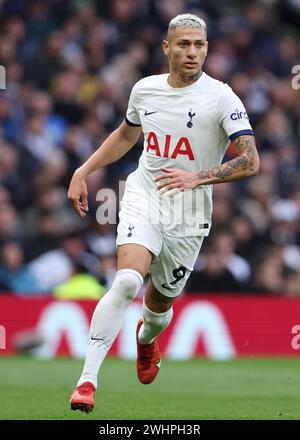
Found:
[0,0,300,298]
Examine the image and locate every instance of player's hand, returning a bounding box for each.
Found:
[68,169,89,218]
[154,167,199,192]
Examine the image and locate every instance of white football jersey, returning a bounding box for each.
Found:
[125,72,253,237]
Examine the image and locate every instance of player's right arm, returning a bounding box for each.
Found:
[68,121,142,217]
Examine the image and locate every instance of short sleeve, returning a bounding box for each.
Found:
[125,83,141,127]
[217,85,254,141]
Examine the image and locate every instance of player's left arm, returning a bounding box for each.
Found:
[195,134,259,184]
[155,134,259,191]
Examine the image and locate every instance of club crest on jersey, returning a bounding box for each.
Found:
[187,109,196,128]
[127,225,134,237]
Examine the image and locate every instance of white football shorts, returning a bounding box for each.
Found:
[116,173,204,297]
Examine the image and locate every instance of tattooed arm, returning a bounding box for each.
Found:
[155,135,260,191]
[195,135,260,185]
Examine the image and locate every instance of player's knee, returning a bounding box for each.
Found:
[110,269,144,307]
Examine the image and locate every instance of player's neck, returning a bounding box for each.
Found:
[168,70,203,88]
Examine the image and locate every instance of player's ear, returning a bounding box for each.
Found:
[203,41,208,58]
[162,40,169,56]
[205,41,208,54]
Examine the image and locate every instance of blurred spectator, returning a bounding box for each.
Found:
[211,229,251,284]
[0,241,43,295]
[284,269,300,298]
[25,30,66,89]
[0,203,22,244]
[53,263,105,300]
[246,254,285,294]
[26,232,98,291]
[231,215,260,262]
[186,244,241,293]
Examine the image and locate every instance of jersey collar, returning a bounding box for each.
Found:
[165,72,206,93]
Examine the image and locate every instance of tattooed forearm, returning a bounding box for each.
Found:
[198,165,234,181]
[234,135,257,172]
[196,135,259,185]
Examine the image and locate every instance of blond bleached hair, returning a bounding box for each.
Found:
[168,13,207,35]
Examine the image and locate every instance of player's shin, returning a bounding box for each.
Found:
[77,269,143,388]
[138,301,173,344]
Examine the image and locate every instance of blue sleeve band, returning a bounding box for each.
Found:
[125,116,141,127]
[229,129,254,141]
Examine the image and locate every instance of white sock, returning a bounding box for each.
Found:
[77,268,143,388]
[138,301,173,345]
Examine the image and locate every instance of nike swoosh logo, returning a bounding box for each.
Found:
[144,110,158,116]
[155,360,161,369]
[161,283,176,291]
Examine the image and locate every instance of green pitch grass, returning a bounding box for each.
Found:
[0,356,299,420]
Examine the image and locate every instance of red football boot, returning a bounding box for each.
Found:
[70,382,95,413]
[136,319,161,384]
